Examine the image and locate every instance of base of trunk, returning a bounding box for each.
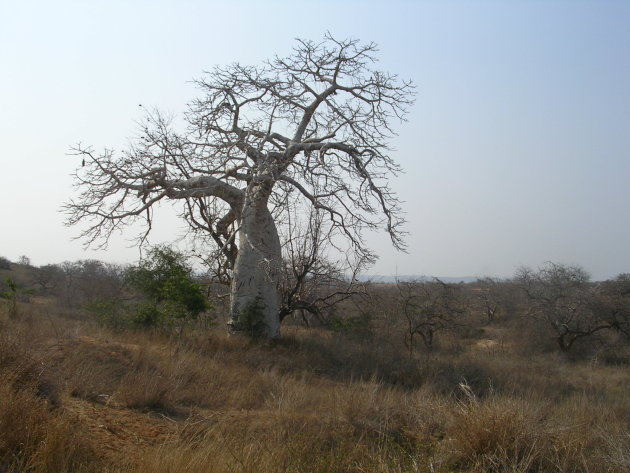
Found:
[228,292,280,339]
[227,178,282,339]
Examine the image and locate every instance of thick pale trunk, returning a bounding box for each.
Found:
[229,180,282,338]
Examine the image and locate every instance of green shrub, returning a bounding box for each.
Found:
[233,297,267,339]
[125,246,211,327]
[1,277,34,318]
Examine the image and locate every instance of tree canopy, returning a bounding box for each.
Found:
[65,35,415,337]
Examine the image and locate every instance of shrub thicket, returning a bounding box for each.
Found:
[0,256,10,270]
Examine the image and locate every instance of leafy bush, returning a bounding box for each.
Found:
[125,246,210,327]
[0,256,10,270]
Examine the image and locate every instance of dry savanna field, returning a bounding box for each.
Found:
[0,259,629,473]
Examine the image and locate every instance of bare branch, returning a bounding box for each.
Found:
[65,35,414,338]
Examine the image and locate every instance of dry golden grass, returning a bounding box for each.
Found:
[0,300,628,473]
[0,328,100,472]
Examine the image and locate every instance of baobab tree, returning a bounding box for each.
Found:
[64,35,415,338]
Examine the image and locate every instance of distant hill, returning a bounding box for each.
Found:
[359,275,478,284]
[0,260,35,287]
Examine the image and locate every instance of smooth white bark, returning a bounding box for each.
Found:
[229,179,281,338]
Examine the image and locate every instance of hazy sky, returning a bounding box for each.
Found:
[1,0,629,280]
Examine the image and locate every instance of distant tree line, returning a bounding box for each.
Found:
[2,252,629,358]
[376,263,629,356]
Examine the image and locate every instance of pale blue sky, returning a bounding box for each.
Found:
[1,0,628,280]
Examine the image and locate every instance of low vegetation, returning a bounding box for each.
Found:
[0,255,628,472]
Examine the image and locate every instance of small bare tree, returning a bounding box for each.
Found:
[17,255,31,267]
[475,277,521,323]
[516,263,617,352]
[397,278,468,353]
[274,191,368,326]
[592,274,630,339]
[65,35,414,338]
[33,264,64,293]
[475,277,502,323]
